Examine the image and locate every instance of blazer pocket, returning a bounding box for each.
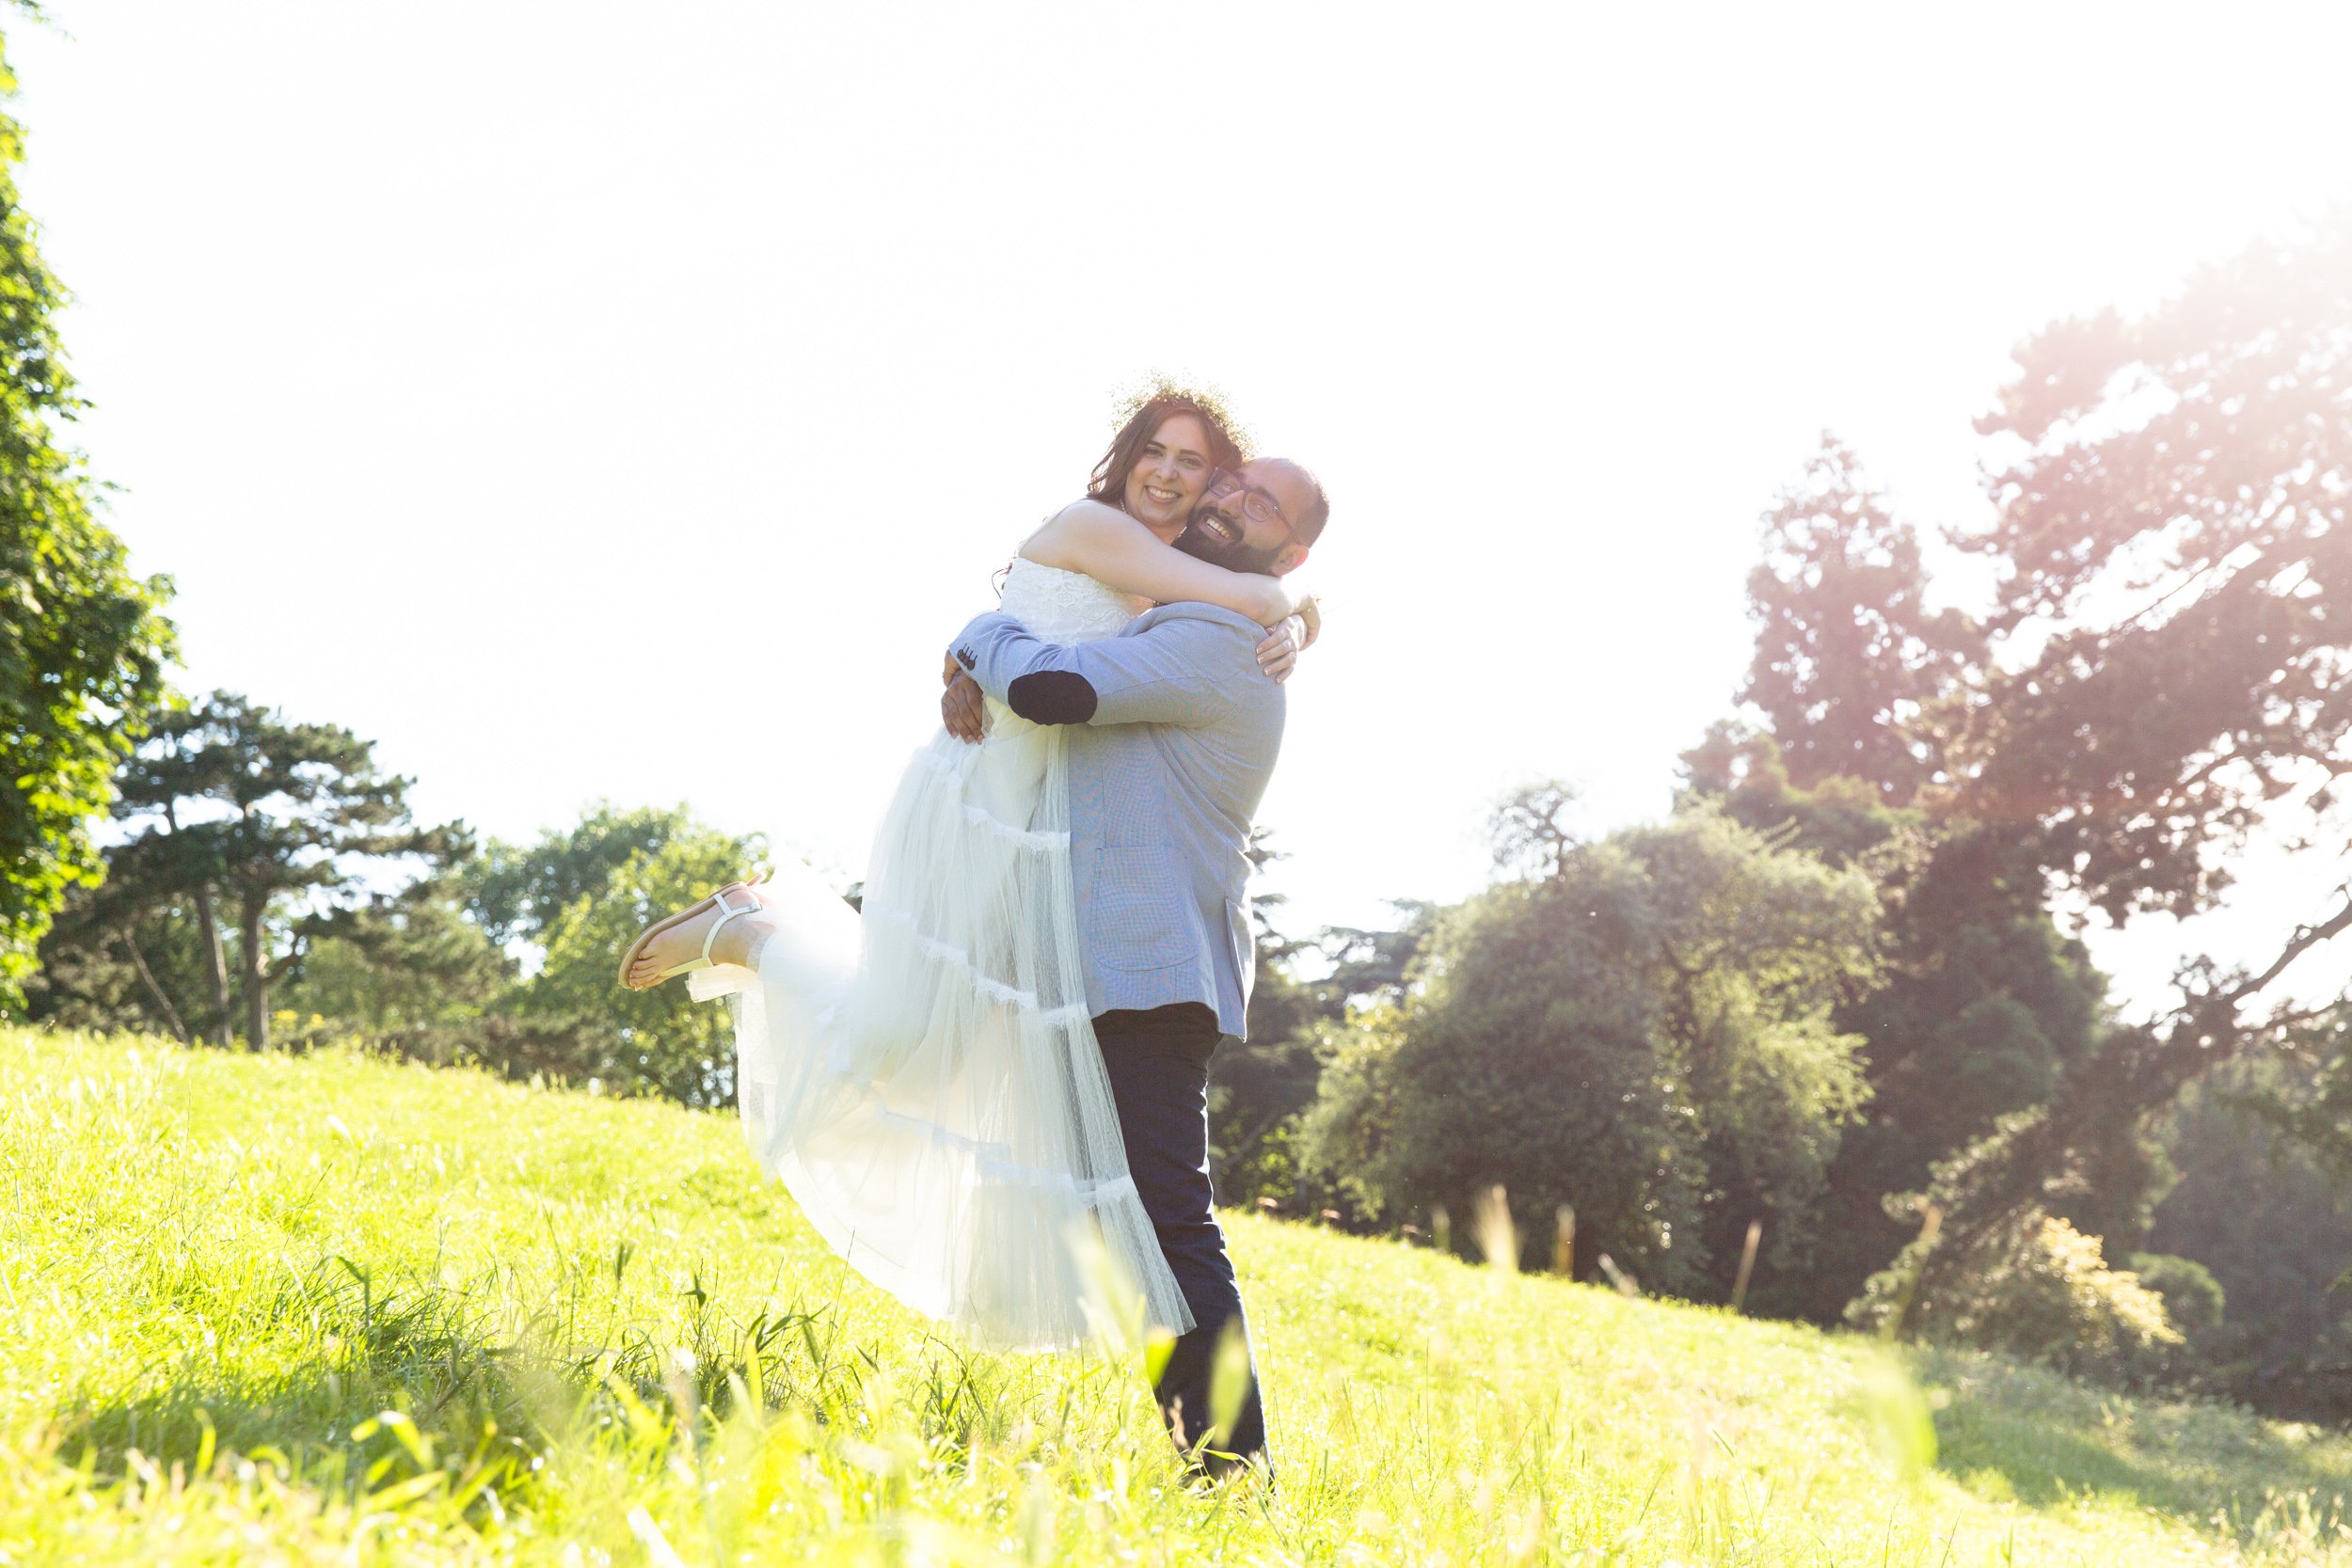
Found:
[1090,845,1194,972]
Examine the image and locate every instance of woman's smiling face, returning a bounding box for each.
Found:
[1121,412,1215,535]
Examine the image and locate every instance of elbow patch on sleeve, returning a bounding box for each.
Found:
[1006,670,1098,725]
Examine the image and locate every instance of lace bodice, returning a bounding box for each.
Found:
[999,559,1149,644]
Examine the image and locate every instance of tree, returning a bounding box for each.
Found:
[1207,831,1327,1209]
[23,874,213,1040]
[103,691,455,1048]
[1890,211,2352,1316]
[1488,780,1581,880]
[1303,800,1878,1296]
[1312,907,1435,1014]
[1205,826,1433,1211]
[459,802,691,947]
[2145,1053,2352,1421]
[1740,437,1980,801]
[513,823,768,1106]
[1680,724,2121,1318]
[1679,721,1908,869]
[1954,212,2352,926]
[0,31,173,1006]
[278,871,512,1038]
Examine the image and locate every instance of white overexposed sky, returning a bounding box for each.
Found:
[14,3,2352,1018]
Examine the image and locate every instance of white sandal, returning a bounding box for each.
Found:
[619,882,765,990]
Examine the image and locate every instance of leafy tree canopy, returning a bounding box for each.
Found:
[514,823,768,1107]
[1679,721,2124,1315]
[0,32,173,1006]
[1741,436,1981,803]
[1881,213,2352,1320]
[1953,213,2352,927]
[460,802,692,948]
[1305,798,1878,1297]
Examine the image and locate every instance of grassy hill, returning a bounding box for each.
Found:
[4,1028,2349,1564]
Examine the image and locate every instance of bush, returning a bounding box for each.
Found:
[2127,1253,2225,1334]
[1851,1210,2183,1386]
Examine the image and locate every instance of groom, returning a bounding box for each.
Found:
[944,457,1327,1477]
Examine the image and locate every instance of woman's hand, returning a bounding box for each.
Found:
[942,652,987,743]
[1256,614,1310,682]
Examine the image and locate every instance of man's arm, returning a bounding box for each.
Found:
[950,609,1269,729]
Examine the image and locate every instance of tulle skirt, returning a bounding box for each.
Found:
[691,701,1194,1353]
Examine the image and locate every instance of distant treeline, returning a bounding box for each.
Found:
[27,717,762,1110]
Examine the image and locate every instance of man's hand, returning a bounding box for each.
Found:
[1261,610,1317,681]
[942,652,987,743]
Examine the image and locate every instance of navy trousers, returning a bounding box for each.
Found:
[1091,1003,1267,1472]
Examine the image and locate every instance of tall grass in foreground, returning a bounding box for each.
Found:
[4,1027,2351,1564]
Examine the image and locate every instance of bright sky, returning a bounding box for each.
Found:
[16,3,2352,1018]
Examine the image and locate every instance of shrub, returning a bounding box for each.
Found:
[2127,1252,2226,1334]
[1852,1210,2183,1386]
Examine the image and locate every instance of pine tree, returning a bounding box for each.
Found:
[106,692,454,1047]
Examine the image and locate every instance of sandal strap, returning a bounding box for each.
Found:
[698,885,763,966]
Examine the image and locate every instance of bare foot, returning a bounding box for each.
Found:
[621,882,769,990]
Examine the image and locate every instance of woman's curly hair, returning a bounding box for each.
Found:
[1087,378,1249,510]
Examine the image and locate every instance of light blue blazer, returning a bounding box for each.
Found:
[951,601,1284,1040]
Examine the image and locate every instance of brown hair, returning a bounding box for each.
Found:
[1086,388,1246,513]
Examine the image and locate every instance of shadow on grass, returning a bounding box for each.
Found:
[61,1286,576,1489]
[1920,1345,2352,1531]
[49,1259,892,1493]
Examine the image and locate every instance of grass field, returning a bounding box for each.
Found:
[5,1027,2352,1564]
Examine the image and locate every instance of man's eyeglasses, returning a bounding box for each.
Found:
[1205,468,1293,538]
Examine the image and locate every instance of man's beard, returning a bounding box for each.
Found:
[1172,515,1284,575]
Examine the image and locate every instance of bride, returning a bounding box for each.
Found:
[618,389,1316,1352]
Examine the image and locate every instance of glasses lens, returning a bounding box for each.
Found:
[1210,470,1284,529]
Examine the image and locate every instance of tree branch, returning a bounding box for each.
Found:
[266,930,312,985]
[2204,888,2352,1015]
[111,926,190,1043]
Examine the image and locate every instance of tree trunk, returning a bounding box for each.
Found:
[239,896,271,1051]
[191,884,234,1043]
[112,927,191,1043]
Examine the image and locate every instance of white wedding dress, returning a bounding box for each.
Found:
[689,560,1195,1352]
